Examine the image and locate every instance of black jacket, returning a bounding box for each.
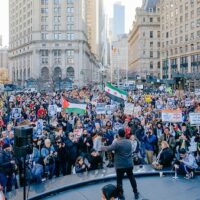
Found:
[78,135,93,154]
[158,147,173,167]
[0,150,14,175]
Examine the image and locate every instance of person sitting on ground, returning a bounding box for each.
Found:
[152,141,173,170]
[174,148,198,179]
[130,135,141,165]
[88,149,103,170]
[75,156,90,174]
[101,184,119,200]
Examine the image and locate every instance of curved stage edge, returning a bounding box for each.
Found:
[7,165,200,200]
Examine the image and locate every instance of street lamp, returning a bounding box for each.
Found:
[99,66,105,90]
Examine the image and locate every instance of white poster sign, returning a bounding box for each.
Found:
[36,119,43,135]
[185,98,191,107]
[124,103,134,115]
[12,108,22,119]
[48,105,58,117]
[96,103,106,114]
[162,109,182,123]
[189,113,200,125]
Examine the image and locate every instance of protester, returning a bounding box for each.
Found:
[101,184,119,200]
[101,129,139,200]
[75,156,90,174]
[174,148,198,179]
[0,85,200,197]
[152,141,173,170]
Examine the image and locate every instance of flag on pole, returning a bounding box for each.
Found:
[62,97,86,115]
[105,82,127,103]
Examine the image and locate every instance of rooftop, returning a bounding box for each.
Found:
[143,0,159,11]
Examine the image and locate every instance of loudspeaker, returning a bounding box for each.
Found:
[14,126,33,157]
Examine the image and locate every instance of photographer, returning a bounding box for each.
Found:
[88,149,103,170]
[30,139,44,183]
[174,148,198,179]
[78,129,93,157]
[41,139,57,179]
[0,144,16,192]
[55,138,68,177]
[143,129,157,164]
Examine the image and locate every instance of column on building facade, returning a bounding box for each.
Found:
[188,55,191,73]
[177,57,180,73]
[49,50,53,78]
[168,58,171,80]
[32,49,40,79]
[160,59,163,79]
[61,49,65,79]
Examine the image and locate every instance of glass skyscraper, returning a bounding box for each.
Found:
[113,2,125,40]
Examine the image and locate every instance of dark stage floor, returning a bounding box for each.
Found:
[44,176,200,200]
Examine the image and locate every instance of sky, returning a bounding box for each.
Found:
[0,0,142,47]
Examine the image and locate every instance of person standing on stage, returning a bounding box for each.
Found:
[102,129,139,200]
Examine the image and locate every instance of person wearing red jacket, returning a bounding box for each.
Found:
[37,106,46,119]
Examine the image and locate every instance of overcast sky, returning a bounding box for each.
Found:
[0,0,142,46]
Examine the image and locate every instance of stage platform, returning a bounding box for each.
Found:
[7,165,200,200]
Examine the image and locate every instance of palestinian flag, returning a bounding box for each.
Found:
[105,82,127,103]
[62,98,86,114]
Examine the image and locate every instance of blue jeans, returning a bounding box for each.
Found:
[178,163,193,175]
[45,163,55,178]
[140,142,146,159]
[32,164,43,183]
[0,172,13,192]
[0,173,7,190]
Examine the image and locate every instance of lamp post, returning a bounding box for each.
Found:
[99,67,105,90]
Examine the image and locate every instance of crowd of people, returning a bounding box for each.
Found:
[0,86,200,198]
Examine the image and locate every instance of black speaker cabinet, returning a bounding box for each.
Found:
[14,126,33,157]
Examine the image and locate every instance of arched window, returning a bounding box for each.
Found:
[66,67,75,80]
[41,67,50,81]
[53,67,62,80]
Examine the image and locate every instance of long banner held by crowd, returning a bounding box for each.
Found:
[105,82,127,103]
[161,109,182,122]
[62,97,86,115]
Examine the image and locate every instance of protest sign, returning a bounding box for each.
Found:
[105,105,117,115]
[57,107,62,113]
[136,84,143,90]
[133,105,141,115]
[189,113,200,125]
[48,105,58,117]
[12,108,21,119]
[195,88,200,96]
[36,119,43,135]
[124,103,134,115]
[162,109,182,123]
[167,98,175,108]
[96,103,106,114]
[185,98,191,107]
[145,95,152,103]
